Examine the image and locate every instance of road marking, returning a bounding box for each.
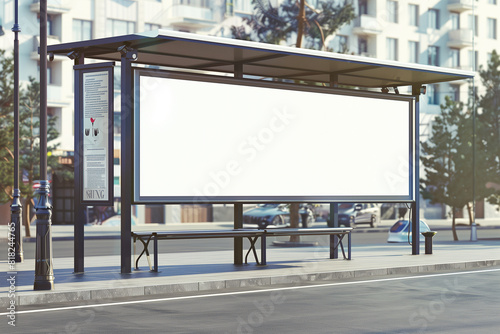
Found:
[4,267,500,316]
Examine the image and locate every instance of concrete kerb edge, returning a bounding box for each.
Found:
[5,259,500,308]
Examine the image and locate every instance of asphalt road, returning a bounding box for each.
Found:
[7,225,500,260]
[3,267,499,333]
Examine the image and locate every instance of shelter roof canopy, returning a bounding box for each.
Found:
[47,29,474,88]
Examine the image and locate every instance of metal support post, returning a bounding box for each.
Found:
[34,0,54,290]
[120,45,137,274]
[233,63,244,265]
[11,0,23,263]
[329,203,339,259]
[411,85,421,255]
[73,51,85,273]
[234,204,243,264]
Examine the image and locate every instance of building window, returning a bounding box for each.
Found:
[107,19,135,37]
[469,50,478,71]
[73,19,92,41]
[387,1,398,23]
[386,38,398,61]
[331,35,348,53]
[488,18,497,39]
[358,0,368,15]
[358,37,368,55]
[37,14,56,36]
[427,85,438,105]
[37,63,53,84]
[450,85,460,101]
[145,23,161,31]
[428,46,439,66]
[234,0,252,13]
[409,41,419,63]
[428,9,439,29]
[450,13,460,30]
[468,15,478,36]
[409,4,419,27]
[450,49,460,68]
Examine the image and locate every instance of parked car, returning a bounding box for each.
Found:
[328,203,380,228]
[243,204,315,229]
[387,220,431,243]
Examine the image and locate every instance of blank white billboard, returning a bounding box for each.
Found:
[134,71,413,203]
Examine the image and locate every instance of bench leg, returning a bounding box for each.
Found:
[135,236,153,270]
[244,236,260,265]
[261,235,266,265]
[133,236,136,268]
[153,233,158,272]
[348,232,351,260]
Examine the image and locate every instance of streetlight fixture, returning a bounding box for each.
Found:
[34,0,54,291]
[11,0,23,263]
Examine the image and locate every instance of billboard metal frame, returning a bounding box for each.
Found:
[133,68,415,204]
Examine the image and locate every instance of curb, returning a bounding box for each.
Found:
[5,259,500,307]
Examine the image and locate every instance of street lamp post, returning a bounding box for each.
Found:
[11,0,23,263]
[34,0,54,290]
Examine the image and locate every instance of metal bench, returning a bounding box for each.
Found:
[131,227,352,272]
[263,227,352,262]
[132,229,265,272]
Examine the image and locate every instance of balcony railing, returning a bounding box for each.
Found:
[447,29,473,48]
[447,0,473,13]
[30,0,72,14]
[167,5,215,29]
[353,15,382,35]
[31,35,62,60]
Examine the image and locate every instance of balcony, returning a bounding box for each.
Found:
[447,29,473,48]
[30,0,72,14]
[47,85,70,107]
[353,15,382,36]
[166,5,216,30]
[447,0,473,13]
[31,35,62,60]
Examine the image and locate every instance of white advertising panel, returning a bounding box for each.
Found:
[82,70,111,203]
[134,71,413,203]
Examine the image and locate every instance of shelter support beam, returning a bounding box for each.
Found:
[120,46,137,273]
[233,63,244,265]
[411,85,421,255]
[73,52,85,273]
[330,203,339,259]
[329,74,339,259]
[234,204,243,264]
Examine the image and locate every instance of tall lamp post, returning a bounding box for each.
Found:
[11,0,23,263]
[34,0,54,290]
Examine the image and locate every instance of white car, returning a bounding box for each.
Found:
[332,203,381,228]
[387,220,431,243]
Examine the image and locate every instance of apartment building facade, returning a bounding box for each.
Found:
[1,0,498,222]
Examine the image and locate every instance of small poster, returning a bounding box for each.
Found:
[78,66,113,204]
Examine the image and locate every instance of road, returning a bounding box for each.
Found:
[2,267,499,333]
[7,225,500,260]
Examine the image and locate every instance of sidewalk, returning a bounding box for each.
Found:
[2,236,499,308]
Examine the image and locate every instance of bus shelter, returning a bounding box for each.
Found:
[47,30,475,274]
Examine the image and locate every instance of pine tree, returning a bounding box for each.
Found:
[0,49,66,235]
[477,49,500,205]
[0,50,15,203]
[420,96,490,240]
